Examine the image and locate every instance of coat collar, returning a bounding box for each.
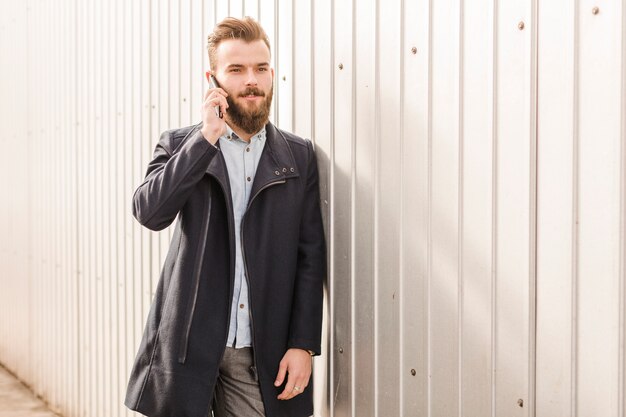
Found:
[206,122,300,202]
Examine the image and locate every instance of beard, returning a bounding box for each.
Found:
[226,85,273,135]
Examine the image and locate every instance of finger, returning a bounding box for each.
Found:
[277,375,295,400]
[204,97,225,108]
[277,370,297,400]
[278,371,310,400]
[274,361,288,387]
[204,88,228,100]
[203,96,228,119]
[212,87,229,97]
[204,87,229,101]
[285,378,308,400]
[204,93,229,110]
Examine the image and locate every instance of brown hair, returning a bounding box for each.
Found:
[207,16,271,71]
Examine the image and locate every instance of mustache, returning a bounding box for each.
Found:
[239,88,265,97]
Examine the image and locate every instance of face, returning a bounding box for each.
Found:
[212,39,274,134]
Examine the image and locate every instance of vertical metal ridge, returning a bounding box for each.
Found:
[571,0,580,415]
[490,0,497,416]
[619,0,626,414]
[310,0,315,143]
[109,0,115,412]
[214,0,218,26]
[145,0,153,325]
[457,0,465,415]
[373,0,381,414]
[426,0,433,414]
[96,0,104,412]
[274,0,279,124]
[329,0,336,414]
[350,0,357,414]
[25,0,33,391]
[289,0,295,131]
[399,0,406,413]
[114,0,123,413]
[73,0,81,413]
[529,0,539,415]
[178,0,182,128]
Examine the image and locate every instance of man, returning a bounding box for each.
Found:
[124,16,326,417]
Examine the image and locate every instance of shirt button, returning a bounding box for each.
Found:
[239,304,245,309]
[246,147,250,152]
[247,176,251,182]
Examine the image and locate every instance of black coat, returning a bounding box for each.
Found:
[124,122,326,417]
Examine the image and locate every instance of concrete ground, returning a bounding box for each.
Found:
[0,364,60,417]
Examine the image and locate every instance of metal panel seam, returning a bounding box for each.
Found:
[571,1,580,415]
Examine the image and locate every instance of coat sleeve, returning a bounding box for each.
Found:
[132,127,219,231]
[287,139,327,356]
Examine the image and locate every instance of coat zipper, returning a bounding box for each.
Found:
[204,179,286,417]
[178,181,212,363]
[240,179,286,393]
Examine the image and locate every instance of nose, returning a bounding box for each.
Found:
[245,68,258,86]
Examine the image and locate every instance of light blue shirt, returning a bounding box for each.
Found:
[219,124,267,348]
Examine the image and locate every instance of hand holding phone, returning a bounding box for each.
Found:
[201,72,228,144]
[207,75,223,119]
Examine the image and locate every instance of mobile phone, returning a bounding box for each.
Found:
[207,74,223,119]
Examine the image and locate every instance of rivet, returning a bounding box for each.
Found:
[410,369,416,376]
[338,63,344,70]
[411,47,417,54]
[339,347,344,354]
[518,21,525,30]
[592,6,599,14]
[275,170,280,175]
[517,399,524,408]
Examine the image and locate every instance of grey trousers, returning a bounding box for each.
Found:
[211,347,266,417]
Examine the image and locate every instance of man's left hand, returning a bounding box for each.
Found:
[274,348,312,400]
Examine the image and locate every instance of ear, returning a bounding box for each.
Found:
[205,71,211,83]
[271,67,275,79]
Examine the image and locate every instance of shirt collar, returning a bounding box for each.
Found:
[223,123,267,144]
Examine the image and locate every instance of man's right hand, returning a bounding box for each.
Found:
[200,81,229,145]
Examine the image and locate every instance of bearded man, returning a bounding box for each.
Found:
[125,16,326,417]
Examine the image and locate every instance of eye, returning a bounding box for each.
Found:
[258,67,268,72]
[230,68,241,73]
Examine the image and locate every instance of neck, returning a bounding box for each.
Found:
[225,118,267,142]
[225,119,251,142]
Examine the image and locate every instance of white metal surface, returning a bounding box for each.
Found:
[0,1,625,417]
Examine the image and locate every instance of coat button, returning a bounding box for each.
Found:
[274,170,280,175]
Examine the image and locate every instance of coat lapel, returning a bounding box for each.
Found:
[204,122,300,207]
[205,140,231,196]
[248,123,300,204]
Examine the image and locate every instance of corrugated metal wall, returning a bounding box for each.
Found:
[0,1,625,417]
